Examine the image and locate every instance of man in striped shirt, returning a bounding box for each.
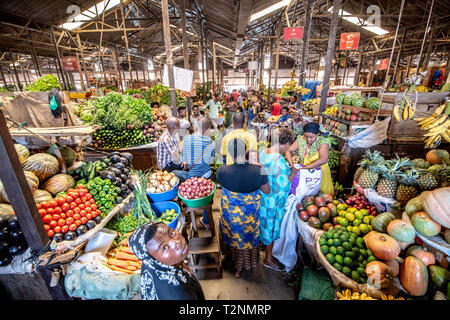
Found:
[173,117,215,180]
[156,118,186,177]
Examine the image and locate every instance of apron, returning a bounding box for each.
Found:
[302,142,334,197]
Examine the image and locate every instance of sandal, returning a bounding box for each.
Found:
[199,218,210,229]
[263,262,285,272]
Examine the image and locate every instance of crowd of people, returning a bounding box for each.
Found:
[131,89,333,300]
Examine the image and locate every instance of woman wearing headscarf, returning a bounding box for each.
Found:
[285,122,334,196]
[218,138,271,278]
[258,128,298,271]
[128,222,205,300]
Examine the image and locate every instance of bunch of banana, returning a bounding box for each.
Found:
[393,95,415,121]
[415,102,450,148]
[328,150,340,169]
[336,289,377,300]
[380,294,405,300]
[295,86,311,95]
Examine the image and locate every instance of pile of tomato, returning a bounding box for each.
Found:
[37,185,103,239]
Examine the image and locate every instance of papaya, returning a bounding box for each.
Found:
[428,265,450,290]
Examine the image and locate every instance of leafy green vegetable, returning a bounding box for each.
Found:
[25,74,62,92]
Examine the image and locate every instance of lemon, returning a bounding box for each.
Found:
[343,204,349,209]
[359,223,370,234]
[346,226,352,232]
[351,226,361,235]
[362,216,371,225]
[337,204,346,211]
[329,246,337,255]
[333,200,339,205]
[347,207,357,213]
[342,266,352,276]
[345,212,355,222]
[353,219,362,226]
[340,218,349,227]
[368,225,374,231]
[321,245,330,254]
[338,210,346,217]
[360,208,368,215]
[327,239,334,246]
[354,211,364,220]
[319,237,327,246]
[335,255,344,264]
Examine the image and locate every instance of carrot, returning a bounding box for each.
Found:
[124,232,133,238]
[108,264,135,274]
[126,260,142,268]
[120,238,128,246]
[108,258,130,269]
[116,251,140,261]
[118,246,134,254]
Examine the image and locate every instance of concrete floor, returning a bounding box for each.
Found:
[194,190,296,300]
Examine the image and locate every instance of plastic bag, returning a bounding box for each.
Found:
[347,117,391,149]
[272,194,298,272]
[289,165,322,202]
[364,188,397,213]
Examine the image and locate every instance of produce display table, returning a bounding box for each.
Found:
[9,126,98,138]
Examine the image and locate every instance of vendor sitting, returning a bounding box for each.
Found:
[129,222,205,300]
[278,106,293,128]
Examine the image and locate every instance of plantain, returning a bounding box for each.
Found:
[393,105,401,121]
[408,105,415,119]
[421,115,448,130]
[402,105,409,120]
[418,116,439,127]
[432,103,446,117]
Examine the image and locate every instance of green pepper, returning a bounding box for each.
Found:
[104,179,111,185]
[100,197,107,203]
[90,189,98,196]
[99,191,107,197]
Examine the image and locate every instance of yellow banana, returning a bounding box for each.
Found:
[432,104,446,117]
[408,105,415,119]
[418,116,439,126]
[426,120,450,134]
[440,130,450,142]
[415,117,427,121]
[393,105,401,121]
[421,115,448,130]
[402,105,409,120]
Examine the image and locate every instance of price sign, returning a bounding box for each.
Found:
[379,58,390,70]
[339,33,360,50]
[61,56,79,71]
[284,27,304,41]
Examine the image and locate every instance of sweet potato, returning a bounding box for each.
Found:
[118,246,134,254]
[126,260,142,268]
[108,258,129,269]
[108,264,135,274]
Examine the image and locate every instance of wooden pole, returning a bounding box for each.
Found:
[416,0,434,75]
[0,64,7,88]
[266,39,274,108]
[75,53,85,91]
[181,0,190,70]
[258,44,264,87]
[213,44,217,93]
[76,34,90,90]
[0,107,48,250]
[319,0,342,113]
[120,0,133,87]
[9,51,22,91]
[161,0,177,116]
[199,22,206,103]
[342,52,349,86]
[50,26,67,90]
[298,0,313,89]
[28,31,41,77]
[354,51,362,86]
[422,25,436,73]
[204,27,210,94]
[442,54,450,85]
[273,24,282,92]
[316,54,321,80]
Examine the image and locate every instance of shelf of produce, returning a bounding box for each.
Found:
[337,104,392,116]
[321,114,372,126]
[330,86,384,94]
[37,193,135,266]
[9,126,98,137]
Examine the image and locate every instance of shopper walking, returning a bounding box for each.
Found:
[129,222,205,300]
[258,128,298,271]
[221,112,258,165]
[285,122,334,196]
[218,138,270,278]
[270,96,281,116]
[190,104,202,133]
[205,93,221,129]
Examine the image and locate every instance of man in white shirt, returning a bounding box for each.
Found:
[205,94,221,129]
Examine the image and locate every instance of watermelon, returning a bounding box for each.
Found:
[365,97,381,110]
[336,93,347,104]
[344,96,353,106]
[352,97,366,108]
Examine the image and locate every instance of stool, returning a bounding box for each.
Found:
[184,203,222,277]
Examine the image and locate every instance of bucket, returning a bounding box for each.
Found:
[177,183,216,208]
[85,228,117,256]
[150,201,181,230]
[146,177,180,203]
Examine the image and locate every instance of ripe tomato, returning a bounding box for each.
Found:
[74,220,82,226]
[52,214,61,221]
[49,220,57,229]
[42,214,52,224]
[85,207,92,213]
[65,217,74,225]
[80,217,88,224]
[73,207,81,215]
[49,200,58,208]
[69,223,77,231]
[67,188,75,193]
[77,184,85,190]
[66,210,74,218]
[56,197,65,206]
[44,224,50,231]
[47,230,55,238]
[36,203,42,210]
[79,189,87,197]
[69,192,79,199]
[91,211,97,218]
[46,208,55,215]
[60,213,67,219]
[86,193,93,200]
[80,210,87,217]
[69,202,77,210]
[40,201,49,209]
[66,196,74,203]
[61,225,69,234]
[95,210,101,216]
[90,204,97,211]
[62,203,70,212]
[58,219,66,227]
[54,226,62,233]
[38,209,47,217]
[81,196,87,203]
[53,206,62,215]
[73,213,81,221]
[86,213,93,220]
[78,204,85,210]
[75,198,82,205]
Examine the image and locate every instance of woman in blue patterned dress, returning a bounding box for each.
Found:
[259,128,298,271]
[218,138,271,278]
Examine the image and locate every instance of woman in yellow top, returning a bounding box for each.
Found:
[285,122,334,196]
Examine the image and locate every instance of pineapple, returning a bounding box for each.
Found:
[376,157,412,198]
[416,168,439,191]
[396,169,420,204]
[357,150,385,189]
